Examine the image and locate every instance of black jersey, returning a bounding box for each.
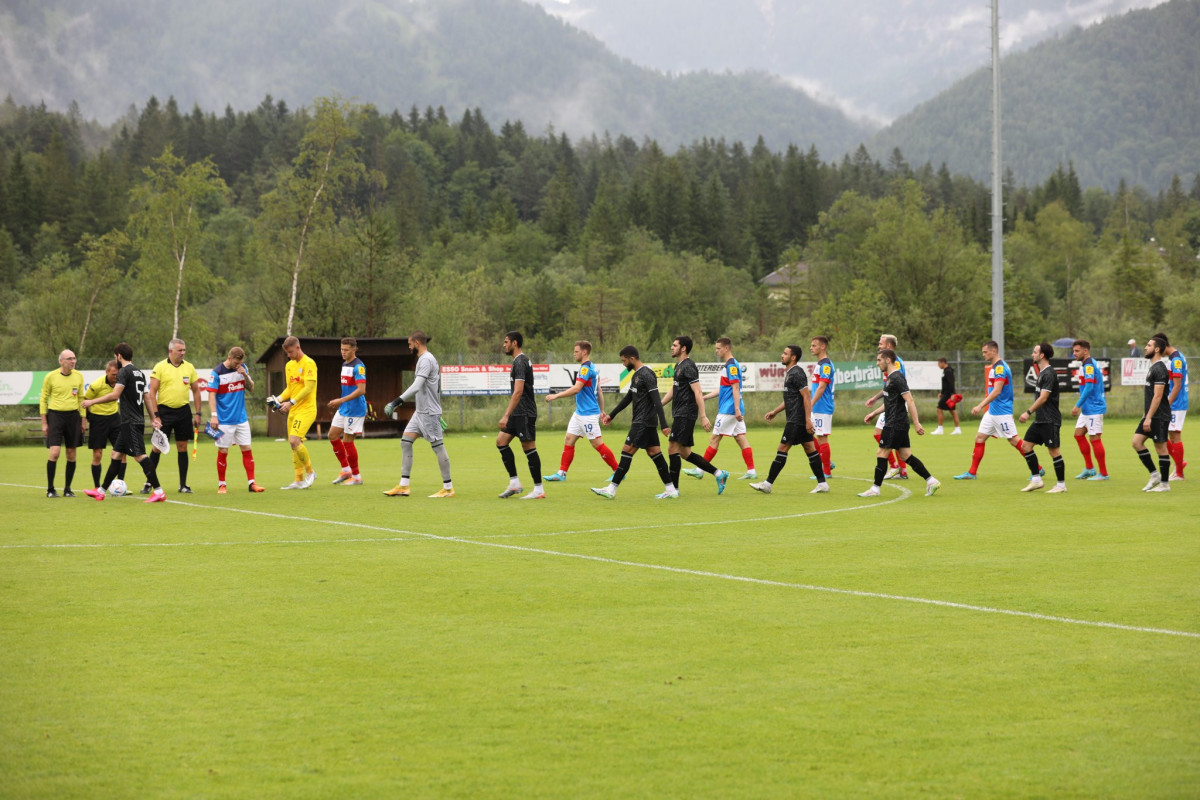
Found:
[115,363,148,425]
[1145,360,1171,423]
[510,353,538,419]
[941,365,956,397]
[671,358,701,418]
[610,365,668,429]
[881,369,911,430]
[1033,364,1061,426]
[782,364,808,421]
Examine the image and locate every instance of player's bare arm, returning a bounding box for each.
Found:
[906,392,925,435]
[499,380,524,428]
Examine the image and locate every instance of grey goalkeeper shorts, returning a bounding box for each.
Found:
[404,413,444,443]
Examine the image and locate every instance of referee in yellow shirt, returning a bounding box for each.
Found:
[40,349,85,498]
[147,338,204,494]
[276,336,318,489]
[83,360,126,492]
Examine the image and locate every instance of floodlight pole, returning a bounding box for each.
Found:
[991,0,1005,357]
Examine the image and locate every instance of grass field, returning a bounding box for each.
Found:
[2,424,1198,798]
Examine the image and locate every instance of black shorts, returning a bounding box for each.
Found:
[937,396,953,411]
[46,409,83,448]
[668,416,697,448]
[503,415,537,442]
[157,405,194,441]
[879,427,910,451]
[1136,418,1170,444]
[781,421,814,446]
[1023,422,1061,449]
[87,413,121,450]
[115,421,147,458]
[625,423,661,451]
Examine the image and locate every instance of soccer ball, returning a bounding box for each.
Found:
[109,479,128,497]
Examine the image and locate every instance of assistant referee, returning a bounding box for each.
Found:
[40,349,85,498]
[147,337,204,493]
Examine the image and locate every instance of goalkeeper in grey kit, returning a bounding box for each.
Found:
[382,331,455,498]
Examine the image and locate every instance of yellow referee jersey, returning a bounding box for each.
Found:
[83,377,119,416]
[280,355,318,413]
[151,358,201,409]
[40,369,84,414]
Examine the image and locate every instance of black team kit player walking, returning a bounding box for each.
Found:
[1133,336,1173,493]
[592,346,678,499]
[659,336,727,495]
[858,349,940,498]
[497,331,545,499]
[750,344,830,495]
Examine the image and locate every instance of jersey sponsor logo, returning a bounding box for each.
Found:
[357,365,366,377]
[1084,365,1094,376]
[579,366,591,378]
[994,365,1005,376]
[729,366,739,377]
[820,365,831,377]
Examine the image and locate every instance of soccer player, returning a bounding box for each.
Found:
[83,361,126,493]
[864,334,907,479]
[932,357,962,435]
[686,337,756,480]
[952,340,1035,480]
[275,336,318,490]
[1155,331,1187,480]
[81,342,167,503]
[857,348,940,498]
[496,331,544,499]
[40,349,84,498]
[591,345,677,499]
[750,344,829,494]
[659,335,727,494]
[542,340,619,482]
[809,335,836,477]
[382,330,455,498]
[146,338,204,494]
[206,346,265,494]
[328,337,367,485]
[1133,336,1172,492]
[1070,339,1109,480]
[1017,343,1067,493]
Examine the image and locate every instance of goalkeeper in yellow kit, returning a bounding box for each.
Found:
[274,336,319,489]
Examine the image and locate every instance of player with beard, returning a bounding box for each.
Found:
[858,349,940,498]
[591,346,676,500]
[1017,342,1067,493]
[750,344,829,495]
[659,336,727,494]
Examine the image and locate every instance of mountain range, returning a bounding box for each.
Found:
[1,0,1196,190]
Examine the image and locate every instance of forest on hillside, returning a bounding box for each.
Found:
[1,95,1198,365]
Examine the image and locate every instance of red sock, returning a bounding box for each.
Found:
[703,446,718,463]
[888,451,898,468]
[331,439,349,469]
[1169,441,1185,474]
[596,443,618,470]
[873,431,883,445]
[217,452,228,482]
[741,447,755,471]
[818,442,832,474]
[1075,434,1093,469]
[969,441,986,475]
[345,441,359,474]
[242,450,255,482]
[559,444,575,473]
[1092,438,1107,476]
[897,457,907,474]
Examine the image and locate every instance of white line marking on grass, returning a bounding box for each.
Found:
[3,482,1197,639]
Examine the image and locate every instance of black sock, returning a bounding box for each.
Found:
[91,463,102,488]
[1024,450,1040,476]
[685,452,718,474]
[807,449,825,482]
[1053,455,1065,483]
[102,460,122,490]
[669,453,681,489]
[614,453,633,485]
[650,452,672,486]
[46,460,56,491]
[139,456,160,490]
[64,460,76,490]
[525,448,542,486]
[1137,448,1155,473]
[118,460,128,481]
[498,445,517,478]
[874,456,888,487]
[150,449,161,474]
[1160,454,1171,484]
[905,454,931,480]
[178,450,189,487]
[767,450,788,483]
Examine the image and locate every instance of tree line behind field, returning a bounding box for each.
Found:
[1,95,1198,366]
